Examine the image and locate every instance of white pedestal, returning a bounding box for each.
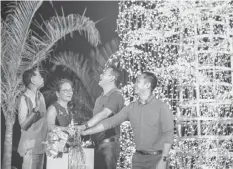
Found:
[47,148,94,169]
[83,148,94,169]
[47,153,69,169]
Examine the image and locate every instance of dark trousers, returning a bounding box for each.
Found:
[94,141,120,169]
[132,152,166,169]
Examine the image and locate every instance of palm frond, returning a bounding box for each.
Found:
[1,1,43,72]
[1,1,43,116]
[31,12,101,66]
[51,51,101,103]
[1,2,100,169]
[89,38,120,82]
[1,1,101,115]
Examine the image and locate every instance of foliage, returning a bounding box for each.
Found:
[1,1,100,168]
[43,38,120,122]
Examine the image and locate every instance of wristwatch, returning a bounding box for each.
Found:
[84,122,89,129]
[162,156,167,162]
[32,108,39,113]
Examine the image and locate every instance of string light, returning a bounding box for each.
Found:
[107,1,233,169]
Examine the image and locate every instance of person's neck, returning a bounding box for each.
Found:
[27,85,38,95]
[139,91,152,102]
[102,84,117,95]
[57,99,68,109]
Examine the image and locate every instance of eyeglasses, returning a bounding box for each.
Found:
[60,89,74,93]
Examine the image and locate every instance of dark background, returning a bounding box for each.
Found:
[1,1,119,168]
[1,1,119,54]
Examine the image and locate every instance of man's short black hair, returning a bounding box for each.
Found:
[142,72,158,91]
[108,65,122,88]
[22,67,38,87]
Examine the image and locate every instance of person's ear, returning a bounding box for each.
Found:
[109,75,115,82]
[145,82,151,89]
[31,76,35,85]
[55,91,60,98]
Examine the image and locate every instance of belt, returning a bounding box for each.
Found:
[136,150,162,155]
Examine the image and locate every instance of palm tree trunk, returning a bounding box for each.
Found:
[2,115,15,169]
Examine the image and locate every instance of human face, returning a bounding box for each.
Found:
[57,82,73,102]
[31,69,44,88]
[98,68,114,87]
[134,74,148,94]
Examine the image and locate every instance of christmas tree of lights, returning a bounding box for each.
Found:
[169,1,233,169]
[107,1,233,169]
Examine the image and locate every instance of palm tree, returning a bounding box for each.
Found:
[1,1,100,169]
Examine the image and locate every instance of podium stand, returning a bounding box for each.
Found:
[47,148,94,169]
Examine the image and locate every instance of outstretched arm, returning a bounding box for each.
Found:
[82,105,129,135]
[81,123,105,135]
[78,93,124,130]
[78,107,114,130]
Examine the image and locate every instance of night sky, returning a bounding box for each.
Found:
[1,1,119,53]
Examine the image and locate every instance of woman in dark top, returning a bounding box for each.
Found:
[47,79,73,132]
[46,79,74,169]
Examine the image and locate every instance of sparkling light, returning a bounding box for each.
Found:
[107,1,233,169]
